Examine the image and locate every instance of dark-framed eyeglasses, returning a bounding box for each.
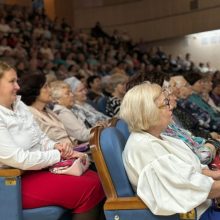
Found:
[158,98,170,109]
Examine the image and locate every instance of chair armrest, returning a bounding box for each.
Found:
[0,168,23,220]
[0,168,24,177]
[104,197,147,210]
[105,197,196,220]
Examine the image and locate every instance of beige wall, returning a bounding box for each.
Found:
[148,31,220,70]
[73,0,220,41]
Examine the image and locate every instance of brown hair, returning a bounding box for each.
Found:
[0,61,14,79]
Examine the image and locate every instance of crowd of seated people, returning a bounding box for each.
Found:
[125,72,220,166]
[0,61,105,220]
[0,3,220,220]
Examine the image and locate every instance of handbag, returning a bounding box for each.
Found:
[49,155,90,176]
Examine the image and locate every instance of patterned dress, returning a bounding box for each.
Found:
[163,122,213,164]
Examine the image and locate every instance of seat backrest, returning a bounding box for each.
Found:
[99,127,134,197]
[97,96,108,115]
[115,119,130,141]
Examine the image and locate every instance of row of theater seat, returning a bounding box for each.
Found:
[0,118,195,220]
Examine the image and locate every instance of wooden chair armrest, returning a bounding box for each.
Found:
[0,168,24,177]
[104,197,147,210]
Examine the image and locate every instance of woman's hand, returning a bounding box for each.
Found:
[202,168,220,180]
[71,151,88,165]
[210,132,220,140]
[54,142,74,159]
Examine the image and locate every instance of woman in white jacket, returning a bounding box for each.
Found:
[120,81,220,220]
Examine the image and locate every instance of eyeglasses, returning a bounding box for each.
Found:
[158,98,170,109]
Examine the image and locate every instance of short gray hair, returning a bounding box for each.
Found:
[119,82,162,132]
[109,74,128,93]
[50,81,70,102]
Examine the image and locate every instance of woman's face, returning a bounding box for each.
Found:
[116,81,127,97]
[156,93,173,130]
[170,77,192,99]
[73,83,87,103]
[178,82,192,99]
[0,69,20,108]
[202,80,213,93]
[58,87,74,109]
[37,82,52,104]
[192,80,204,93]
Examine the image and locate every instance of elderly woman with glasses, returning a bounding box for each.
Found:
[120,82,220,220]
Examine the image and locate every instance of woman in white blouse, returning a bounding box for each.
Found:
[0,61,105,220]
[119,81,220,219]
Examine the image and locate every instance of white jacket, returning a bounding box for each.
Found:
[0,97,60,170]
[123,132,213,219]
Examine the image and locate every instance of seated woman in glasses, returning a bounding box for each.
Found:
[120,82,220,219]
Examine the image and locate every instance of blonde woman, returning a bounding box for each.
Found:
[120,81,220,220]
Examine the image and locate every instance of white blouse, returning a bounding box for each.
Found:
[122,132,214,219]
[0,97,60,170]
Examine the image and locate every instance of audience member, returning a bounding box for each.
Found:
[19,74,78,146]
[50,80,91,142]
[65,76,109,128]
[105,74,128,117]
[120,82,220,219]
